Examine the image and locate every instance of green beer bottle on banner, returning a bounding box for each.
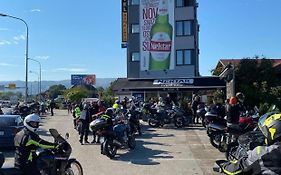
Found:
[149,0,173,71]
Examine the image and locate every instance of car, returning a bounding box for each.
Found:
[0,115,24,148]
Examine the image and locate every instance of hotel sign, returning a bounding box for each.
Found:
[121,0,128,48]
[153,79,194,86]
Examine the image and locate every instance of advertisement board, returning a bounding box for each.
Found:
[140,0,175,71]
[122,0,128,48]
[71,74,96,86]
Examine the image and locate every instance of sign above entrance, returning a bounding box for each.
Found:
[153,79,194,86]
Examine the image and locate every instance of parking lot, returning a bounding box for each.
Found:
[1,109,224,175]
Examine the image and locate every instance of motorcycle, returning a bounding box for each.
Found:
[148,106,189,128]
[0,128,83,175]
[91,115,136,159]
[196,105,207,127]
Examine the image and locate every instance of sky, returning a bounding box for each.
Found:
[0,0,281,81]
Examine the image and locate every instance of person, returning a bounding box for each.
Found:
[218,112,281,174]
[67,101,72,114]
[73,104,81,129]
[100,108,114,154]
[14,114,57,175]
[90,101,100,144]
[112,100,120,111]
[49,99,56,116]
[191,95,200,124]
[79,103,91,145]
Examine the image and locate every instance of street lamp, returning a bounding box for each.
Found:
[29,71,40,98]
[0,13,29,104]
[29,58,41,100]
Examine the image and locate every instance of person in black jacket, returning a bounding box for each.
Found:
[14,114,56,175]
[79,103,91,145]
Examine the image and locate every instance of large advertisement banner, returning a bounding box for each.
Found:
[71,74,96,86]
[140,0,175,71]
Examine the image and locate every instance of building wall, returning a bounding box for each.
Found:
[127,0,199,78]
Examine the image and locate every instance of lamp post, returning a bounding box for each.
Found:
[29,71,40,99]
[0,13,29,104]
[29,58,41,100]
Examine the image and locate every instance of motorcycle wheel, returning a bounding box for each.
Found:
[65,159,83,175]
[148,119,159,127]
[209,133,221,149]
[174,117,184,128]
[128,135,136,149]
[225,141,239,161]
[104,140,118,159]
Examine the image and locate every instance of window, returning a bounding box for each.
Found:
[131,52,140,61]
[131,0,139,5]
[176,0,195,7]
[131,24,140,34]
[176,20,193,36]
[176,50,193,65]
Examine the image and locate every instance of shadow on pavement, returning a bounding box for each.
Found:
[114,140,173,165]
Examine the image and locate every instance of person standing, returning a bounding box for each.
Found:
[79,103,91,145]
[191,95,200,124]
[89,101,100,144]
[73,104,81,129]
[49,99,56,116]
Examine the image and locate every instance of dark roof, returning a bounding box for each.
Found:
[111,77,225,91]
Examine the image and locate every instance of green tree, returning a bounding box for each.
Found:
[47,84,66,99]
[64,87,90,104]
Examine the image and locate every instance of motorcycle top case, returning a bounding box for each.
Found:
[113,124,127,138]
[90,118,108,131]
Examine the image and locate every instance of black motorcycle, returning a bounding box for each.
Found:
[91,116,136,159]
[148,106,190,128]
[0,128,83,175]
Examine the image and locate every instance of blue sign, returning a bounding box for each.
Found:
[71,74,96,85]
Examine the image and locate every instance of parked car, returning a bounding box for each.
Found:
[0,115,24,148]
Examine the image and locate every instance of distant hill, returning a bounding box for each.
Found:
[0,78,117,94]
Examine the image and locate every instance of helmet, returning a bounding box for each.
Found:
[83,103,89,110]
[105,108,114,117]
[229,97,237,105]
[236,92,245,103]
[258,112,281,145]
[115,100,120,104]
[24,114,41,132]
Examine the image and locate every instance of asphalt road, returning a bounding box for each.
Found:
[1,110,224,175]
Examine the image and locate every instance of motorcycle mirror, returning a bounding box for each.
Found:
[49,128,59,138]
[65,133,69,140]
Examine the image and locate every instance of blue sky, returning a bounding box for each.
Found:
[0,0,281,81]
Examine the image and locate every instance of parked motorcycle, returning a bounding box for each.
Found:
[148,106,190,128]
[0,128,83,175]
[91,116,136,159]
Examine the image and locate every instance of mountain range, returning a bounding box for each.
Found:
[0,78,117,94]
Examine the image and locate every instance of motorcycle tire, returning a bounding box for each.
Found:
[65,159,83,175]
[104,140,118,159]
[174,117,184,128]
[225,141,239,161]
[209,134,221,149]
[128,135,136,149]
[148,119,159,128]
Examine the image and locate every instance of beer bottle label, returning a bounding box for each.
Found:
[150,32,172,61]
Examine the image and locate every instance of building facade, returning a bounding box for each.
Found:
[127,0,199,78]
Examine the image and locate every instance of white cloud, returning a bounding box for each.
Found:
[0,62,19,67]
[30,9,41,12]
[54,68,87,72]
[35,56,50,60]
[0,40,11,45]
[13,34,26,41]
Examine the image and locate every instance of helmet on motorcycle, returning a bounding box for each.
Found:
[258,112,281,145]
[24,113,41,132]
[105,108,114,117]
[236,92,245,103]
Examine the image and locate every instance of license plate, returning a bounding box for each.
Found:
[0,131,4,136]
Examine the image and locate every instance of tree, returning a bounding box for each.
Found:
[64,87,90,104]
[47,84,67,99]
